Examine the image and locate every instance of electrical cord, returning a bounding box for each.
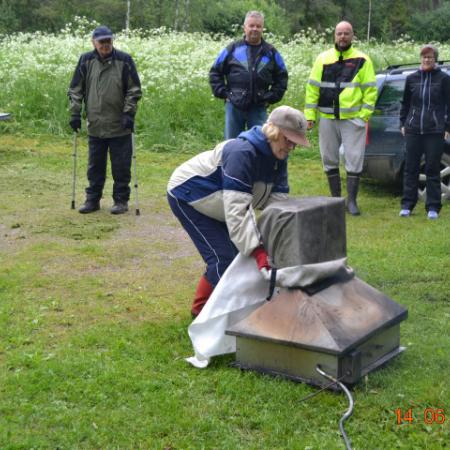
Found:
[316,365,354,450]
[297,372,350,403]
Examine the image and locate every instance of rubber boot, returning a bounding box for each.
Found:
[326,169,341,197]
[346,173,361,216]
[191,275,214,318]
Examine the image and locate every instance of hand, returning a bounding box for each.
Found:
[69,115,81,132]
[251,246,271,271]
[307,120,315,130]
[400,126,405,137]
[445,131,450,141]
[122,113,135,132]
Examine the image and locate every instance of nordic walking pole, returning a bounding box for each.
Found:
[71,131,78,209]
[131,132,140,216]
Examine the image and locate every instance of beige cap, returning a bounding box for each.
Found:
[267,106,310,147]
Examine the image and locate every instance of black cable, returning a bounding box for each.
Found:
[266,268,277,300]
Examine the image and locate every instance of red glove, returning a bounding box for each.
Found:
[251,246,271,271]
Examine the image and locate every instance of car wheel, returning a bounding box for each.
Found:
[418,152,450,201]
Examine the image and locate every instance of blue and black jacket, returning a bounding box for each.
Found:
[209,38,288,111]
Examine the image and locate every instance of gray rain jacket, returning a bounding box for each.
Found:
[68,48,142,138]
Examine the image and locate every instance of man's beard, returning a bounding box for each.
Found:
[335,42,352,52]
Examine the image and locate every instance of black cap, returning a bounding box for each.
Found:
[92,26,113,41]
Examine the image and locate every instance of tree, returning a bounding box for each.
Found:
[0,0,449,42]
[0,0,19,33]
[409,1,450,42]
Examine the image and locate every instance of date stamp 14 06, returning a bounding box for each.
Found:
[396,408,446,425]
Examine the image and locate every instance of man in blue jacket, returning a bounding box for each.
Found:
[209,11,288,139]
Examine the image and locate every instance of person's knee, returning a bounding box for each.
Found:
[206,257,235,287]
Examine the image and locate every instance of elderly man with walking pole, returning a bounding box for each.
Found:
[68,25,142,214]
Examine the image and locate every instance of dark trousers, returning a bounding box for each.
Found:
[86,135,132,202]
[401,133,444,212]
[167,193,238,287]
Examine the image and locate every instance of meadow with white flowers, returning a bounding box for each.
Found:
[1,21,449,148]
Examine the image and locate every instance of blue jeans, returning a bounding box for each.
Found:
[224,101,267,139]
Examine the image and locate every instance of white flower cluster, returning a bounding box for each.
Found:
[0,24,449,117]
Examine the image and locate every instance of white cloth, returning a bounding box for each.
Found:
[186,253,353,368]
[186,254,270,368]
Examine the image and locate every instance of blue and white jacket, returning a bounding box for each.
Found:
[167,127,289,255]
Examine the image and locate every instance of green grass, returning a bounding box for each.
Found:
[0,134,449,449]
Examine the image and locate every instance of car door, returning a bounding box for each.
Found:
[364,76,406,181]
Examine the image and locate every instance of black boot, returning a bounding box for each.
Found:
[326,169,341,197]
[79,200,100,214]
[346,173,361,216]
[111,201,129,215]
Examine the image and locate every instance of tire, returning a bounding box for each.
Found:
[418,152,450,201]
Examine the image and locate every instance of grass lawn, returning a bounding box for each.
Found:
[0,133,449,449]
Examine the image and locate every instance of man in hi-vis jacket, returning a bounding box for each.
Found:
[305,21,377,215]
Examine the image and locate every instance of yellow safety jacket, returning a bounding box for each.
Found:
[305,45,377,122]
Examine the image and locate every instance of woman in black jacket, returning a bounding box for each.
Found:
[399,44,450,219]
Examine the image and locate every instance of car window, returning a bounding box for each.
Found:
[375,79,405,115]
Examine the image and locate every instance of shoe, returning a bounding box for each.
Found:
[427,210,439,220]
[399,209,411,217]
[78,200,100,214]
[111,202,129,215]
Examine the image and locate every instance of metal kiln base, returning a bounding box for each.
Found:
[226,277,408,389]
[231,336,406,389]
